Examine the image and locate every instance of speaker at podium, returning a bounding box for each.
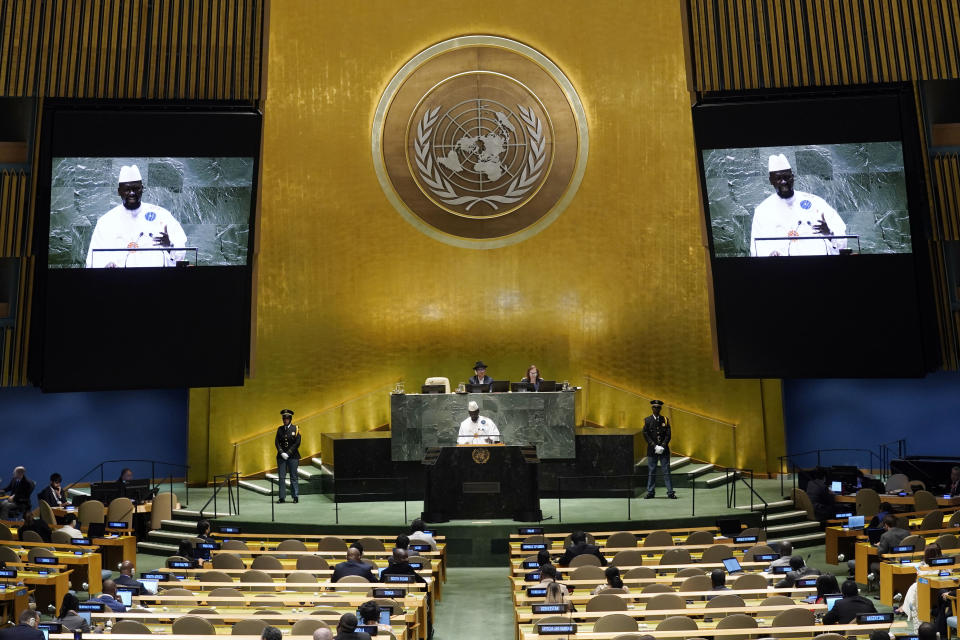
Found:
[421,445,541,522]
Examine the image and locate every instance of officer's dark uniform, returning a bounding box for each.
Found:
[642,399,676,499]
[275,409,301,503]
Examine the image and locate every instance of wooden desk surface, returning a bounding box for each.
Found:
[835,493,960,507]
[517,622,900,639]
[515,602,825,622]
[512,586,817,605]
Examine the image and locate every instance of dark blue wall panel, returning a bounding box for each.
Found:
[783,371,960,469]
[0,386,188,499]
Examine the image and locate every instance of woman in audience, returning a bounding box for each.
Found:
[538,564,569,598]
[57,592,90,632]
[592,565,629,595]
[544,581,575,611]
[814,573,840,603]
[898,542,944,631]
[520,365,544,391]
[18,510,52,543]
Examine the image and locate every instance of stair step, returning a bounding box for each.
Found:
[160,519,199,531]
[173,508,232,519]
[765,520,820,534]
[149,530,197,542]
[768,531,825,547]
[703,471,740,488]
[682,464,715,479]
[765,510,809,523]
[669,456,691,470]
[239,480,272,495]
[310,457,323,468]
[297,466,323,479]
[735,499,793,511]
[138,541,179,554]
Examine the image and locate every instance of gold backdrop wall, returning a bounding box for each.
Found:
[189,0,785,482]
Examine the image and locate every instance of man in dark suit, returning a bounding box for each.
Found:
[37,473,67,509]
[379,548,427,584]
[0,466,34,520]
[643,400,676,499]
[115,560,154,594]
[331,546,376,583]
[876,514,910,555]
[805,467,835,521]
[822,579,877,624]
[333,613,371,640]
[775,555,820,588]
[468,361,493,386]
[556,530,607,567]
[0,610,43,640]
[948,466,960,497]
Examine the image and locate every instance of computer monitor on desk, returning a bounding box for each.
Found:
[490,380,509,392]
[465,383,489,393]
[511,382,535,392]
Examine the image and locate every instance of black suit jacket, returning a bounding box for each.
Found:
[0,624,45,640]
[774,565,820,588]
[331,560,376,583]
[557,542,607,567]
[275,424,301,459]
[642,415,671,457]
[115,573,151,593]
[37,485,66,508]
[877,527,910,555]
[805,479,835,518]
[2,477,34,510]
[822,594,877,625]
[468,375,493,385]
[379,562,427,584]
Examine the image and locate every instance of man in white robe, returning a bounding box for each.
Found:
[457,400,500,445]
[750,153,847,257]
[85,164,187,268]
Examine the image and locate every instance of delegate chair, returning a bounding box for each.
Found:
[231,620,268,636]
[676,567,706,577]
[291,619,330,635]
[317,536,347,551]
[935,534,959,550]
[571,565,606,581]
[771,606,815,638]
[732,573,769,590]
[150,492,176,531]
[606,531,638,548]
[611,550,646,567]
[644,593,685,621]
[855,489,881,518]
[0,546,21,564]
[172,616,215,635]
[569,553,602,568]
[679,575,713,593]
[918,510,944,532]
[743,545,775,561]
[286,571,319,592]
[586,593,629,611]
[623,566,655,579]
[791,488,816,521]
[885,474,911,494]
[594,614,640,633]
[356,537,385,551]
[239,569,273,590]
[900,534,926,551]
[27,547,55,562]
[700,544,734,564]
[296,555,329,570]
[251,555,284,570]
[276,539,308,552]
[914,490,939,512]
[643,531,674,548]
[78,499,105,529]
[0,523,13,540]
[813,634,847,640]
[106,497,134,527]
[212,553,246,570]
[659,548,692,565]
[716,613,758,640]
[112,620,152,634]
[706,594,746,608]
[20,530,43,543]
[51,529,74,544]
[423,377,450,393]
[642,583,675,594]
[761,595,796,607]
[37,501,57,526]
[221,540,249,551]
[657,616,698,632]
[207,587,245,606]
[684,530,715,545]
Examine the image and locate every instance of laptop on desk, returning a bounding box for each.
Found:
[722,557,743,574]
[866,527,884,544]
[845,515,865,529]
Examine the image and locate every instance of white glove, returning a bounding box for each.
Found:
[654,445,664,455]
[280,452,289,460]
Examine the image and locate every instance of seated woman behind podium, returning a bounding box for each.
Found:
[520,364,544,391]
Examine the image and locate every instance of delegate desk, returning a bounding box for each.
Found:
[835,494,960,508]
[0,586,29,625]
[422,445,541,521]
[0,564,72,611]
[516,622,902,639]
[1,540,103,594]
[390,390,578,461]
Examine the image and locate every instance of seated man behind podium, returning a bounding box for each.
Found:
[380,548,426,584]
[0,610,44,640]
[822,579,877,625]
[331,545,376,583]
[468,360,493,385]
[407,518,438,551]
[116,560,154,594]
[775,555,820,588]
[557,530,607,567]
[457,401,500,445]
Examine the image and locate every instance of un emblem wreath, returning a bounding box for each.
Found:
[372,36,588,248]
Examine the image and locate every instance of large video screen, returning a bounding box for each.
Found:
[50,156,254,269]
[32,104,261,391]
[692,87,939,378]
[703,142,911,258]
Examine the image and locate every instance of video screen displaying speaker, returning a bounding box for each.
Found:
[692,86,938,378]
[32,103,261,391]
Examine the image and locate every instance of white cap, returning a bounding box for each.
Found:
[768,154,791,172]
[467,401,479,412]
[118,165,142,183]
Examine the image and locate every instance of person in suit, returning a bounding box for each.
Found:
[948,466,960,497]
[643,400,676,499]
[58,513,83,540]
[275,409,301,504]
[707,569,730,600]
[556,531,607,567]
[805,467,835,521]
[0,609,44,640]
[407,518,438,551]
[332,613,371,640]
[379,548,426,584]
[876,514,910,555]
[115,560,154,594]
[17,511,51,543]
[331,546,376,583]
[822,579,877,624]
[519,364,543,391]
[89,580,127,612]
[766,540,793,571]
[468,361,493,386]
[775,555,820,588]
[57,592,91,633]
[538,564,569,598]
[118,468,134,483]
[0,466,34,520]
[37,473,67,508]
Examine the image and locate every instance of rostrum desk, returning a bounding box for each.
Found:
[422,445,541,522]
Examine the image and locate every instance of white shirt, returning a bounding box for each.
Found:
[408,530,438,551]
[457,416,500,445]
[750,190,847,256]
[58,524,84,539]
[86,203,188,268]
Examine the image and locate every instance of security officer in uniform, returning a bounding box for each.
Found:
[275,409,301,503]
[643,400,676,499]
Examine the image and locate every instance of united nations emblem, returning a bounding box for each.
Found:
[373,36,588,248]
[472,448,491,464]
